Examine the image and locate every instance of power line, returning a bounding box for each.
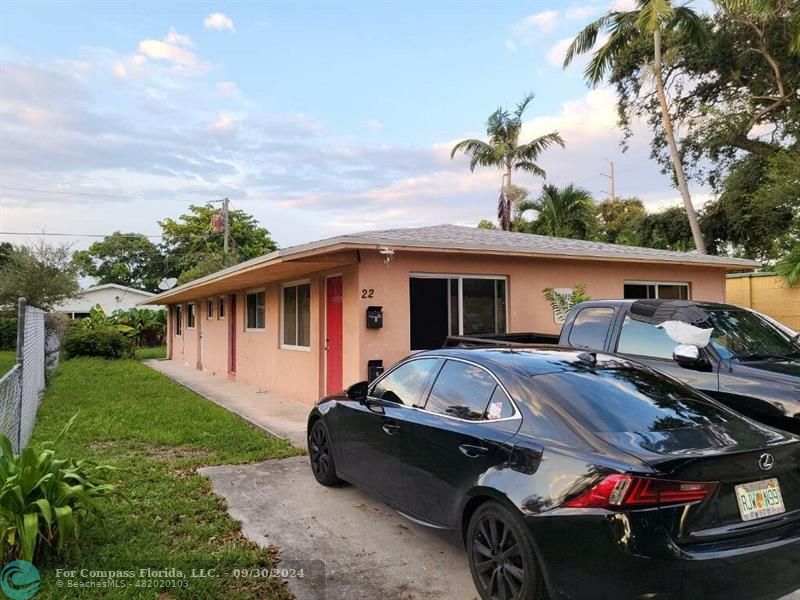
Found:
[0,185,230,204]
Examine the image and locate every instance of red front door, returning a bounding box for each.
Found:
[229,294,237,374]
[326,276,343,394]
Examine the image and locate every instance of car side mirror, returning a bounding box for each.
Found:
[673,344,711,371]
[346,381,368,403]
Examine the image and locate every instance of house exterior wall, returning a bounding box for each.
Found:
[726,274,800,329]
[167,249,729,405]
[55,286,158,315]
[355,250,728,381]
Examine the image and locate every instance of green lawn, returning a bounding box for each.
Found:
[30,358,302,599]
[0,349,15,377]
[134,344,166,360]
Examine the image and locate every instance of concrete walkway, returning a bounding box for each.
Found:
[144,360,309,448]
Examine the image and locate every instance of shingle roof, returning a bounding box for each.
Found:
[329,224,758,268]
[146,224,757,304]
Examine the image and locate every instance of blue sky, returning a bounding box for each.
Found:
[0,0,709,251]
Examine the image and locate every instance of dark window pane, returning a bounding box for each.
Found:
[207,300,213,319]
[463,279,502,335]
[616,316,676,359]
[372,359,442,406]
[658,284,689,300]
[175,306,182,335]
[297,283,311,347]
[283,286,297,342]
[568,307,614,350]
[410,278,449,350]
[624,284,650,299]
[218,297,225,318]
[449,279,459,336]
[705,309,800,360]
[486,385,514,420]
[533,367,731,433]
[426,360,497,421]
[187,304,196,328]
[247,291,265,329]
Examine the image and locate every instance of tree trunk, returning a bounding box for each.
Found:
[499,166,513,231]
[653,28,706,254]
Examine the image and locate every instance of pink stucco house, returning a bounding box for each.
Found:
[145,224,757,405]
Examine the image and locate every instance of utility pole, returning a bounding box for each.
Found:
[601,160,616,202]
[222,197,230,267]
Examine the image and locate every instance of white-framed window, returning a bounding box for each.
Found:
[187,303,196,329]
[623,281,690,300]
[174,305,183,336]
[246,290,266,330]
[217,296,225,320]
[206,299,214,319]
[282,281,311,350]
[410,273,507,350]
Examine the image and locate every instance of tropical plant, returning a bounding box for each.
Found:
[80,305,136,337]
[775,244,800,287]
[564,0,708,253]
[0,415,118,562]
[450,94,565,231]
[516,184,597,239]
[62,326,134,359]
[111,308,167,347]
[543,284,591,324]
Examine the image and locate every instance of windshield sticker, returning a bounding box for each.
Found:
[487,401,503,420]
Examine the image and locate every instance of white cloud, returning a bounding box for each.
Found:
[208,113,237,136]
[362,119,383,132]
[511,10,559,44]
[216,81,240,98]
[566,4,600,20]
[611,0,636,11]
[546,38,573,67]
[505,39,518,53]
[203,12,235,31]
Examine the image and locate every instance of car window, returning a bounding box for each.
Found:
[704,309,800,360]
[616,316,677,360]
[485,385,514,420]
[533,367,730,433]
[568,307,615,350]
[425,360,498,421]
[370,358,441,406]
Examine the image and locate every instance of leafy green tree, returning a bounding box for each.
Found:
[476,220,497,230]
[0,241,80,310]
[632,206,694,251]
[596,197,647,245]
[775,243,800,287]
[0,243,12,269]
[450,94,565,231]
[701,151,800,261]
[73,232,164,292]
[158,204,277,280]
[516,184,597,239]
[565,0,708,253]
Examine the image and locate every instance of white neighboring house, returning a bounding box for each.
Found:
[54,284,159,318]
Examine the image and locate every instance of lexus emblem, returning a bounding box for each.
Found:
[758,453,775,471]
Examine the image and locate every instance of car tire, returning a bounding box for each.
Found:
[308,420,342,486]
[467,500,547,600]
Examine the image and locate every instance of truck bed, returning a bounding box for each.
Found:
[443,332,560,348]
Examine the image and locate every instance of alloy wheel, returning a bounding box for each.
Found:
[471,514,526,600]
[309,425,330,479]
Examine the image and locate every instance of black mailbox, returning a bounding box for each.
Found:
[366,305,383,329]
[367,360,384,382]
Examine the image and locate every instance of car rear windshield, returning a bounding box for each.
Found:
[533,366,732,433]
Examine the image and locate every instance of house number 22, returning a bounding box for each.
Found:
[361,288,375,298]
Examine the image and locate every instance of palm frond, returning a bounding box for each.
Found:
[516,132,566,161]
[563,14,612,67]
[450,138,500,171]
[671,5,707,44]
[514,93,536,121]
[585,11,640,84]
[636,0,674,33]
[513,161,547,178]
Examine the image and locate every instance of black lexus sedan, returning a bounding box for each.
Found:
[307,347,800,600]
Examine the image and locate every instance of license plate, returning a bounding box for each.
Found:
[735,478,785,522]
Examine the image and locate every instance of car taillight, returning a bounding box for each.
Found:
[564,474,716,509]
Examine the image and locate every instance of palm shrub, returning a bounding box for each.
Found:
[543,284,591,324]
[0,416,118,562]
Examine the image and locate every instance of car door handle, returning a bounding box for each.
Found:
[382,422,400,435]
[459,444,489,458]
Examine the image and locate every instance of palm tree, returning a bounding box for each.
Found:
[563,0,708,253]
[775,244,800,287]
[451,94,565,231]
[517,184,596,239]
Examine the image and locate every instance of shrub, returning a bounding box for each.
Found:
[0,316,16,351]
[0,416,119,563]
[63,326,133,359]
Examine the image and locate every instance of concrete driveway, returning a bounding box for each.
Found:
[200,456,478,600]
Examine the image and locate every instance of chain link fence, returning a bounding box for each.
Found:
[0,299,60,452]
